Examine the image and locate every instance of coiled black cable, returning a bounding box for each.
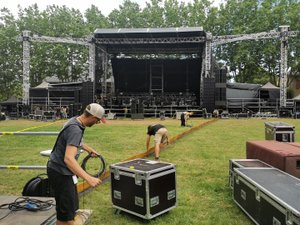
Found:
[81,153,106,178]
[0,197,55,221]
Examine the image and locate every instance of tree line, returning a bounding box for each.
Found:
[0,0,299,101]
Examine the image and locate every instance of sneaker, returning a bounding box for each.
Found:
[74,209,92,225]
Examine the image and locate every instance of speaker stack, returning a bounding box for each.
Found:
[80,81,94,107]
[203,77,215,113]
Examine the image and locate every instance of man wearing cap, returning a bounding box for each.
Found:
[47,103,106,225]
[146,124,169,160]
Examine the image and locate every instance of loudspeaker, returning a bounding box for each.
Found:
[203,77,215,113]
[131,113,144,119]
[69,104,82,117]
[80,81,94,106]
[131,103,137,114]
[138,102,144,113]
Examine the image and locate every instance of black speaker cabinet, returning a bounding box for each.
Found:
[131,113,144,119]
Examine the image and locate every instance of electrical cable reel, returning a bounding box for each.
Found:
[81,153,106,178]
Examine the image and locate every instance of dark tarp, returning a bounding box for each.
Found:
[0,96,22,117]
[227,82,280,100]
[259,82,280,100]
[0,96,21,105]
[226,83,261,99]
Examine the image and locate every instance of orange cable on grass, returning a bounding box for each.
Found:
[77,118,218,194]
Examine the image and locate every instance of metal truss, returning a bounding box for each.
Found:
[22,31,31,105]
[212,30,298,46]
[95,36,206,45]
[200,32,212,106]
[104,47,203,55]
[88,41,96,100]
[204,33,212,78]
[211,27,299,108]
[279,26,290,108]
[30,35,90,46]
[19,32,95,104]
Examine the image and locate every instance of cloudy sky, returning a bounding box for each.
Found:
[1,0,223,17]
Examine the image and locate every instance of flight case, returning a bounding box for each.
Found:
[265,122,295,142]
[110,159,176,219]
[233,168,300,225]
[229,159,272,189]
[246,140,300,178]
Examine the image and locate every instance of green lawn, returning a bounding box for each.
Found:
[0,117,299,224]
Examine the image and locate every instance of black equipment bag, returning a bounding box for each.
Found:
[22,123,79,197]
[22,174,54,197]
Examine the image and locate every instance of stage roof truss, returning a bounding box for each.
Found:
[94,27,206,55]
[95,37,206,55]
[95,36,206,45]
[103,47,204,55]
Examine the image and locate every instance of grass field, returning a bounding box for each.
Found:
[0,117,299,224]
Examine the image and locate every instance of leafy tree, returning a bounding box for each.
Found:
[108,0,143,28]
[15,5,89,86]
[0,8,22,100]
[162,0,188,27]
[0,0,299,102]
[213,0,299,86]
[84,5,108,32]
[186,0,212,28]
[141,0,165,27]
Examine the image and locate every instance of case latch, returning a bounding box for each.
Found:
[135,196,144,207]
[286,211,293,225]
[255,188,261,202]
[150,196,159,207]
[241,189,246,201]
[113,190,122,200]
[113,168,120,180]
[167,189,176,200]
[135,173,142,185]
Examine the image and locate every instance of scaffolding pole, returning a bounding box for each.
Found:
[22,31,31,105]
[0,165,46,170]
[0,132,59,135]
[279,25,289,108]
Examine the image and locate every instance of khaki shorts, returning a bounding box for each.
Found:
[154,128,168,144]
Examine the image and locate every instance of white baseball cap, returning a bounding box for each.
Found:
[85,103,106,123]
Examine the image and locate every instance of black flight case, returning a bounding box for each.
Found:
[264,121,295,142]
[110,159,177,220]
[233,167,300,225]
[229,159,272,189]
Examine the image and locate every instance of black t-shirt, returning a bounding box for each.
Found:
[48,117,85,175]
[147,124,165,136]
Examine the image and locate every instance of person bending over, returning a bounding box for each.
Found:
[146,124,169,160]
[181,111,193,127]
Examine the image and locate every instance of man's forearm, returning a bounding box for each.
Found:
[65,155,91,180]
[82,143,99,155]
